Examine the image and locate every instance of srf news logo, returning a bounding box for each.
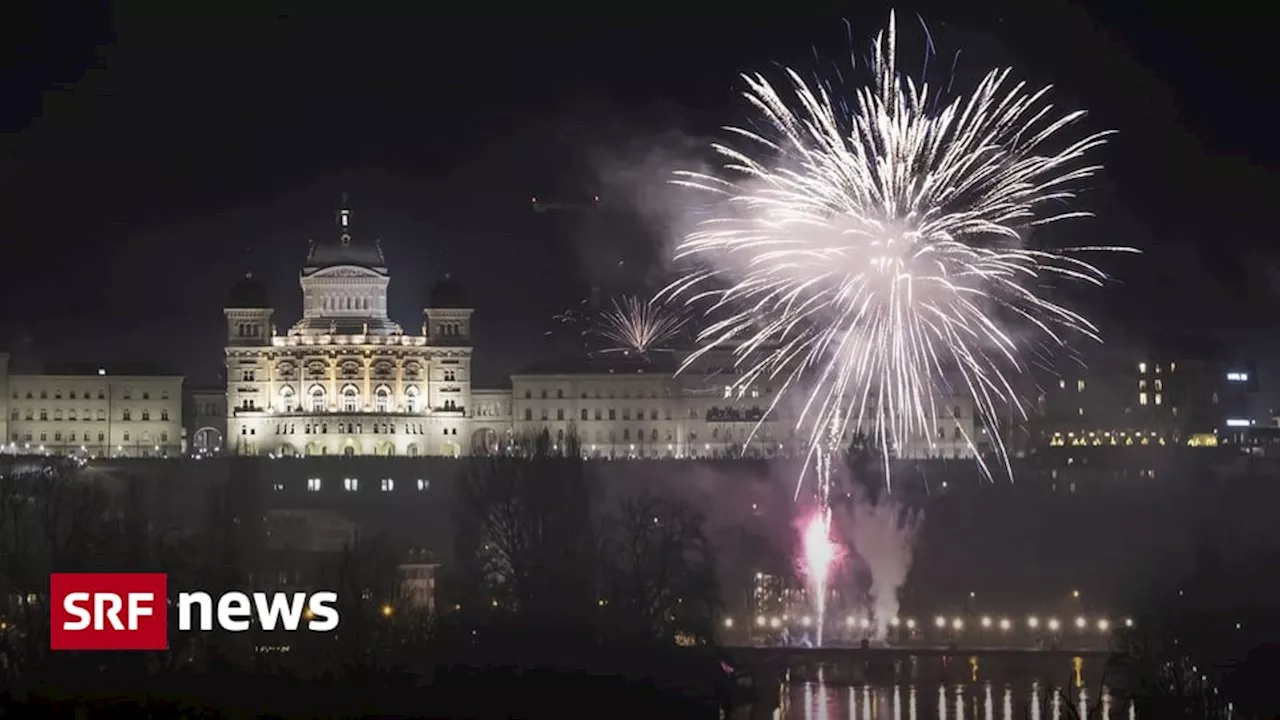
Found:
[50,573,340,651]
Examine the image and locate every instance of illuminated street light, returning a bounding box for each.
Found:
[1124,618,1134,628]
[769,617,781,629]
[1071,589,1080,599]
[889,617,900,627]
[1097,619,1110,632]
[1075,616,1087,630]
[846,616,856,628]
[1028,616,1040,629]
[801,616,812,627]
[756,615,766,627]
[723,617,734,629]
[999,618,1011,631]
[380,604,394,618]
[935,616,947,629]
[1048,618,1060,632]
[952,618,964,631]
[980,616,992,629]
[905,619,916,630]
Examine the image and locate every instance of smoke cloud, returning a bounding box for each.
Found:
[836,484,923,642]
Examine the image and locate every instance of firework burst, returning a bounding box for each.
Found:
[594,295,690,356]
[662,13,1136,497]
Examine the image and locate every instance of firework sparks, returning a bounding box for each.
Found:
[664,14,1136,498]
[594,295,690,356]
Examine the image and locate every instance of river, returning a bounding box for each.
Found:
[778,680,1136,719]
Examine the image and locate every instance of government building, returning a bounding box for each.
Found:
[212,203,977,461]
[0,353,184,458]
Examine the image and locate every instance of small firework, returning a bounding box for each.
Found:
[594,295,690,356]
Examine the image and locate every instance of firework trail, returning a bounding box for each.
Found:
[662,14,1134,642]
[594,294,690,356]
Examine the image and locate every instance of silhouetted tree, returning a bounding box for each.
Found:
[453,430,597,626]
[329,533,407,676]
[0,458,118,680]
[599,493,719,644]
[1111,540,1278,719]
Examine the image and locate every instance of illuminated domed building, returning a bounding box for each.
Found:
[224,202,474,457]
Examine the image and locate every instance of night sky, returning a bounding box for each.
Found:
[1,2,1273,389]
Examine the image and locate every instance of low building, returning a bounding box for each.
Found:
[0,354,184,458]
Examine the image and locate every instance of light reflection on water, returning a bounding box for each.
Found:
[783,681,1136,719]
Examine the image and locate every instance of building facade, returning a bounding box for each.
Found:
[221,203,977,461]
[186,384,228,455]
[0,353,183,458]
[1034,337,1259,450]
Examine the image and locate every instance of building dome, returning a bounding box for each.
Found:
[227,272,270,309]
[428,275,468,309]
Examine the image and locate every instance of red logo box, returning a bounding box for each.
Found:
[50,573,168,650]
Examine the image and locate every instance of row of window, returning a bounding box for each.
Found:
[293,477,433,492]
[522,407,679,422]
[9,408,170,421]
[10,430,170,444]
[10,388,170,400]
[247,424,459,437]
[270,422,439,435]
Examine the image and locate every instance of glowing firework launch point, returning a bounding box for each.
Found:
[801,509,837,645]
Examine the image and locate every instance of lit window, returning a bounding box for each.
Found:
[1076,380,1085,392]
[380,478,394,492]
[1139,392,1148,406]
[417,479,430,491]
[1154,393,1162,405]
[306,477,321,492]
[1138,362,1147,373]
[342,387,359,413]
[375,387,390,413]
[343,477,358,491]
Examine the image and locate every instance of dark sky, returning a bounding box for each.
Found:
[0,2,1273,388]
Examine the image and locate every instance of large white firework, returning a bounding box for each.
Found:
[662,14,1135,493]
[595,295,690,356]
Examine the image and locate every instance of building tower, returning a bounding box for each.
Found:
[424,275,473,454]
[224,272,273,455]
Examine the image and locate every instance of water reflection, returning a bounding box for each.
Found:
[784,679,1135,719]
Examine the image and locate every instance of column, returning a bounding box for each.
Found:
[265,353,275,411]
[328,359,338,412]
[363,358,373,411]
[395,358,405,411]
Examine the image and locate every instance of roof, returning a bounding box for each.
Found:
[33,362,182,378]
[227,272,270,309]
[514,354,680,377]
[302,200,387,274]
[428,275,468,309]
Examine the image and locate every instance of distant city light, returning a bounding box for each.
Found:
[1226,372,1248,382]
